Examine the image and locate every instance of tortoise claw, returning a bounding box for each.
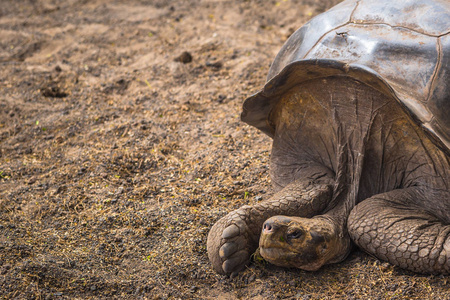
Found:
[222,224,240,239]
[222,250,249,273]
[219,242,238,259]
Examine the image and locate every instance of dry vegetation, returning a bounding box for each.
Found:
[0,0,448,299]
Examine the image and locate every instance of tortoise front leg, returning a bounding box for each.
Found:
[348,188,450,274]
[207,179,333,275]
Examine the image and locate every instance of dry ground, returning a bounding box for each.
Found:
[0,0,449,299]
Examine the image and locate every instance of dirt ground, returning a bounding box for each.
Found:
[0,0,449,299]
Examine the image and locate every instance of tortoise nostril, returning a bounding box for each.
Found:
[263,222,274,233]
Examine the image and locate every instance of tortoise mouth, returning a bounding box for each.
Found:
[259,246,299,268]
[259,246,281,258]
[259,246,325,271]
[259,245,292,256]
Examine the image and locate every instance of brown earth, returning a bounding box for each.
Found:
[0,0,449,299]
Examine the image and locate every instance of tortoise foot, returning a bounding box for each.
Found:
[207,207,258,275]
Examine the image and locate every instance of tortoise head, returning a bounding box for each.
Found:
[259,215,348,271]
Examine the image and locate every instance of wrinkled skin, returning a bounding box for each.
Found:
[207,77,450,275]
[259,215,350,271]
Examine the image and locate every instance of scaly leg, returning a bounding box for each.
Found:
[348,187,450,274]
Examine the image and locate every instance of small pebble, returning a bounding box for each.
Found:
[174,51,193,63]
[205,61,222,69]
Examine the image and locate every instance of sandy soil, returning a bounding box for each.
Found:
[0,0,449,299]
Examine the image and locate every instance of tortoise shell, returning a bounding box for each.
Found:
[241,0,450,154]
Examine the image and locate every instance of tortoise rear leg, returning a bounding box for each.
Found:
[348,187,450,274]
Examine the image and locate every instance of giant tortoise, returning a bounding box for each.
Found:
[207,0,450,275]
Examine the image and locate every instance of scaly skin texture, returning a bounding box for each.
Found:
[208,77,449,275]
[259,214,352,271]
[348,187,450,274]
[207,179,333,274]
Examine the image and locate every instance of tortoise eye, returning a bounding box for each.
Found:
[287,230,303,240]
